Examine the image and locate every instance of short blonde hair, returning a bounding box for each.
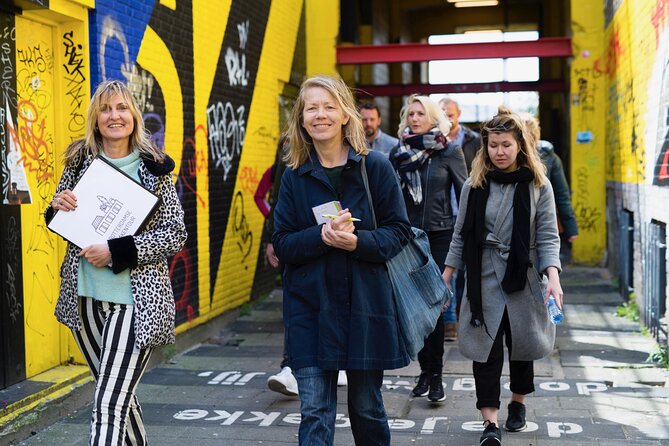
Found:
[65,79,164,165]
[397,94,451,138]
[284,75,368,169]
[470,106,546,188]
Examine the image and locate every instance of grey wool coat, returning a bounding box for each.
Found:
[445,177,561,363]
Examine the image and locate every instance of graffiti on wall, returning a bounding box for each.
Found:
[651,27,669,187]
[62,31,87,139]
[648,8,669,187]
[208,2,270,298]
[1,20,32,205]
[90,0,271,321]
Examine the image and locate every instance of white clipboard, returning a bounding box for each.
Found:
[47,156,161,248]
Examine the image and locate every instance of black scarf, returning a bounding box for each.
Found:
[461,167,534,332]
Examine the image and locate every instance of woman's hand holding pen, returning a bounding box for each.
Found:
[52,189,77,212]
[321,209,358,251]
[330,209,355,233]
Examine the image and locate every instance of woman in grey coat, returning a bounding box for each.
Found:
[442,107,563,446]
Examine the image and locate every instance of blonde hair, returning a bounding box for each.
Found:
[470,106,546,188]
[519,112,541,143]
[397,94,451,138]
[64,79,164,165]
[284,75,368,169]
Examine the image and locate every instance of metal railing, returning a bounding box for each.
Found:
[644,220,667,344]
[619,210,634,300]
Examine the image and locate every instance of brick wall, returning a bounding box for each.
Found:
[601,0,669,341]
[0,0,311,382]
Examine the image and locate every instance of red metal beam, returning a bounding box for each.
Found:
[355,80,566,97]
[337,37,572,65]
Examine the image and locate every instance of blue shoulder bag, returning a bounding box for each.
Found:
[361,156,450,360]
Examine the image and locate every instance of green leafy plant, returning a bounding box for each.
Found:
[647,345,669,368]
[239,302,253,317]
[616,296,640,322]
[162,345,177,362]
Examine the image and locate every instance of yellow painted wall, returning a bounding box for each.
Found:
[211,0,305,316]
[602,0,669,184]
[305,0,339,76]
[6,0,309,380]
[190,0,232,327]
[13,2,91,377]
[569,0,607,264]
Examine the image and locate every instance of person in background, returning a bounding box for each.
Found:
[439,96,483,341]
[520,114,579,246]
[439,97,482,171]
[254,135,299,396]
[359,102,399,158]
[45,79,187,445]
[273,75,412,446]
[390,94,468,403]
[254,135,289,269]
[442,107,562,446]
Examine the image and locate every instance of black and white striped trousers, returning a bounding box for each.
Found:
[73,297,153,445]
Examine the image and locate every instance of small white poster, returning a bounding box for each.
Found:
[47,157,160,249]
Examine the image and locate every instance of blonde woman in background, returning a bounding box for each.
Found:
[389,94,468,403]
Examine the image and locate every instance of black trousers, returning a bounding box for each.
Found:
[417,230,452,374]
[473,309,535,410]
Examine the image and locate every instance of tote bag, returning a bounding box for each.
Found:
[361,157,449,360]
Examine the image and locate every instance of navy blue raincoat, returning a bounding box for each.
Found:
[273,148,412,371]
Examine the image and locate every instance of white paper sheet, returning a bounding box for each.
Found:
[48,157,160,248]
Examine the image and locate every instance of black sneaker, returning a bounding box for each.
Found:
[411,372,429,397]
[480,421,502,445]
[427,373,446,402]
[504,401,527,432]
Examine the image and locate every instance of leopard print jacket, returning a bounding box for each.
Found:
[45,150,187,349]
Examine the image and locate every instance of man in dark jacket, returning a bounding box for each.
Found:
[439,97,480,340]
[440,97,481,172]
[538,140,579,242]
[520,114,579,243]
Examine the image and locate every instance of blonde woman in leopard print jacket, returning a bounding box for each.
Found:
[44,80,186,446]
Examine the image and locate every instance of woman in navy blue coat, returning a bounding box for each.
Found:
[272,75,412,446]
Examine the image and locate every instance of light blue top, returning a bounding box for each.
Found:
[369,129,399,158]
[78,150,141,305]
[452,126,465,147]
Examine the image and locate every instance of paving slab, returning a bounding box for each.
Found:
[10,265,669,446]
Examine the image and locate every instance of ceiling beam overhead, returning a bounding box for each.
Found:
[337,37,572,64]
[356,80,566,97]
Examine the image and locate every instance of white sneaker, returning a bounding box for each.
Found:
[267,366,298,396]
[337,370,348,387]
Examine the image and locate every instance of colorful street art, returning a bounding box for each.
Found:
[0,0,306,385]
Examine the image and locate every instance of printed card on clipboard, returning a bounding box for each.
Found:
[47,156,161,249]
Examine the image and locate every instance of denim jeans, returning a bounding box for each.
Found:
[293,367,389,446]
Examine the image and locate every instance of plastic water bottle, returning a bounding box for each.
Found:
[546,295,563,325]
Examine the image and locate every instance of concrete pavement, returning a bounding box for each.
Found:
[5,265,669,445]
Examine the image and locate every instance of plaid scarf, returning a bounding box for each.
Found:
[391,129,448,204]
